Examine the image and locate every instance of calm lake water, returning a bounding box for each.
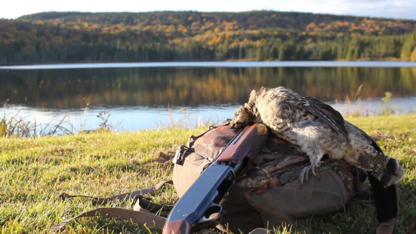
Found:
[1,61,416,132]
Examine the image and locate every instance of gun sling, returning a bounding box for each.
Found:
[51,180,173,232]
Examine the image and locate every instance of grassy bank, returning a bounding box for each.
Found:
[0,114,415,233]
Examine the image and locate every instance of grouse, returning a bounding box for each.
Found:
[230,86,404,187]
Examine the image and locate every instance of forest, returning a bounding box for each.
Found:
[1,11,416,64]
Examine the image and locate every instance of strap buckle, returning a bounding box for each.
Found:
[173,145,189,165]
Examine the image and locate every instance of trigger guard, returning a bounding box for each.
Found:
[193,204,223,230]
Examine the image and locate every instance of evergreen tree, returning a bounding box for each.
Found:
[400,31,416,61]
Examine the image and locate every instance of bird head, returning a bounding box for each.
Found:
[230,106,256,129]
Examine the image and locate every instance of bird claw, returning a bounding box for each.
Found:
[299,161,321,184]
[314,167,321,179]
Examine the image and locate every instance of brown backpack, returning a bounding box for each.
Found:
[172,122,355,233]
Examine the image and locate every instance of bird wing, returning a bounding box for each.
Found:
[346,120,384,153]
[299,95,349,140]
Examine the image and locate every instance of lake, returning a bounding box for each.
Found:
[1,61,415,132]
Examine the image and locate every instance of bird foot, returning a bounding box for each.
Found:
[299,161,321,184]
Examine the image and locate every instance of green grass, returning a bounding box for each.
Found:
[0,112,72,137]
[0,114,415,233]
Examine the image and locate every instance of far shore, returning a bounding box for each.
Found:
[1,60,416,70]
[1,57,414,67]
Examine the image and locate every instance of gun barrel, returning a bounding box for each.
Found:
[163,124,268,234]
[163,164,233,233]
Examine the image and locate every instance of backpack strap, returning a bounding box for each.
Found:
[59,180,173,205]
[368,174,398,234]
[51,208,166,233]
[248,228,271,234]
[173,120,231,165]
[327,169,348,204]
[367,139,399,234]
[51,180,173,232]
[187,120,231,149]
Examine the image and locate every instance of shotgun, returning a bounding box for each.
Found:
[163,123,268,234]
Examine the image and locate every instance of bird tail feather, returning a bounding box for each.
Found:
[371,156,404,187]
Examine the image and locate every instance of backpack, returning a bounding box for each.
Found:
[52,121,398,234]
[171,122,355,233]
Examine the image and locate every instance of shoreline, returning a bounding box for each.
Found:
[0,57,410,67]
[1,60,416,70]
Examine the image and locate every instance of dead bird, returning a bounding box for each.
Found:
[230,86,404,186]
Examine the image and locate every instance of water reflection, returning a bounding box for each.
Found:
[1,66,416,109]
[1,65,416,131]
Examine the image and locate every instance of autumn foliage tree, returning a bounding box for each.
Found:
[1,11,416,64]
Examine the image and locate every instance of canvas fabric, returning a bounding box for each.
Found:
[172,122,356,233]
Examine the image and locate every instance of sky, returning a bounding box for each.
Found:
[1,0,416,20]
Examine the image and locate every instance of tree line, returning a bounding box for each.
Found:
[1,11,416,64]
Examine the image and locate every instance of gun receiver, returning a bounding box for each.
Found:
[163,123,268,234]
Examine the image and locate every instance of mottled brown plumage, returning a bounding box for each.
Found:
[231,86,404,187]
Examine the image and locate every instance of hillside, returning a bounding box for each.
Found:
[1,11,416,64]
[17,11,416,36]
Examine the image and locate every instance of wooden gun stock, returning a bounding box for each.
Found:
[163,220,192,234]
[217,123,268,163]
